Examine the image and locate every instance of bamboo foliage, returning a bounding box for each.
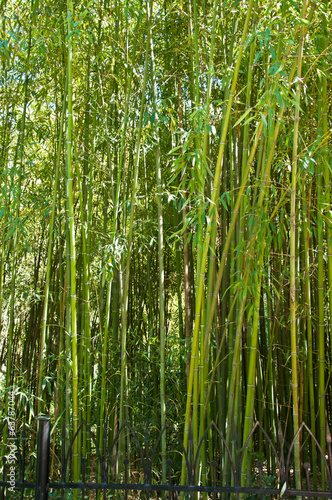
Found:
[0,0,331,488]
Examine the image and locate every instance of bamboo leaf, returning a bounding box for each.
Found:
[8,31,19,41]
[299,18,310,25]
[270,46,276,61]
[254,51,261,63]
[233,107,252,128]
[260,113,267,132]
[275,88,284,108]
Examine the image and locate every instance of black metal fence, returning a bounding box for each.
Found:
[1,416,332,499]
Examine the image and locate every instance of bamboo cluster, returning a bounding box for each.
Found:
[0,0,331,488]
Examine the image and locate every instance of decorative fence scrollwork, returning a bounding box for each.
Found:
[1,417,332,499]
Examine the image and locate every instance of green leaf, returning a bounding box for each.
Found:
[275,88,284,108]
[220,192,230,210]
[254,51,261,63]
[299,18,310,25]
[5,221,17,241]
[8,31,18,41]
[268,63,278,75]
[233,108,252,128]
[260,113,267,131]
[288,0,300,11]
[168,145,182,155]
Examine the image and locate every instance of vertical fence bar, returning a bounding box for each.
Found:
[35,417,51,500]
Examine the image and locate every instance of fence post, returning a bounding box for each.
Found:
[35,417,50,500]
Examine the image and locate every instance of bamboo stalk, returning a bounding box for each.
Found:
[316,0,328,483]
[5,25,31,430]
[289,0,308,489]
[149,3,167,482]
[66,0,79,486]
[181,1,255,484]
[119,1,151,453]
[37,71,66,416]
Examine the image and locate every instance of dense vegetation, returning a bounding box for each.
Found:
[0,0,331,491]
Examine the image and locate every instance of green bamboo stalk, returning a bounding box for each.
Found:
[236,5,258,462]
[223,274,250,483]
[317,1,332,472]
[189,0,205,470]
[181,3,255,484]
[241,239,265,484]
[200,2,225,469]
[176,81,192,383]
[57,6,71,469]
[200,8,316,477]
[37,72,66,416]
[302,182,317,486]
[316,1,327,481]
[81,56,91,455]
[119,3,151,451]
[64,220,72,485]
[204,1,316,361]
[72,112,93,469]
[5,25,31,430]
[0,87,10,335]
[84,64,94,474]
[66,0,79,486]
[289,1,308,489]
[149,3,167,482]
[99,274,111,467]
[100,1,143,448]
[0,157,9,336]
[97,59,113,329]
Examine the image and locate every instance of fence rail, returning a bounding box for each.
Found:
[1,416,332,499]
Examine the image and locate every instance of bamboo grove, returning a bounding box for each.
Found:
[0,0,331,490]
